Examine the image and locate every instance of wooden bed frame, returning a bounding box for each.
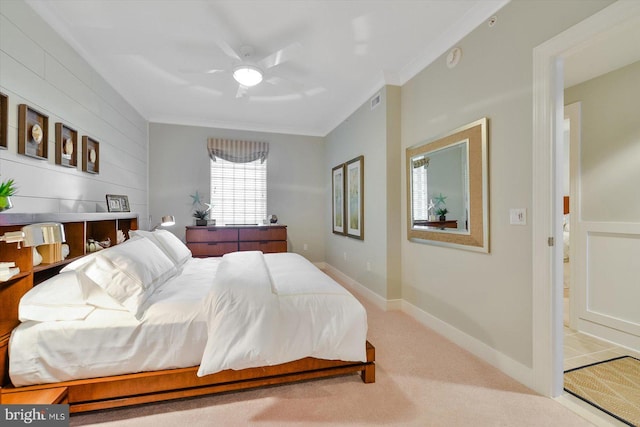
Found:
[0,214,375,413]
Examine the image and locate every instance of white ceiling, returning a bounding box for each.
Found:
[26,0,508,136]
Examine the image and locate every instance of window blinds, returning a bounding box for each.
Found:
[208,139,268,225]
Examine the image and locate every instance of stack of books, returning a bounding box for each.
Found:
[0,261,20,281]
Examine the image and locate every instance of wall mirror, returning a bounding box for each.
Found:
[406,118,489,252]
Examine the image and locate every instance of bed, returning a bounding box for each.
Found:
[0,229,375,412]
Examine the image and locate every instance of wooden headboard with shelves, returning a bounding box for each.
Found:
[0,213,138,388]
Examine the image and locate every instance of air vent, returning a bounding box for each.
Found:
[370,93,381,110]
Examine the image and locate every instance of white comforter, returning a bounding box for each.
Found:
[9,252,367,386]
[198,251,367,376]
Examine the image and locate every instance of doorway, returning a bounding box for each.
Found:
[531,1,640,398]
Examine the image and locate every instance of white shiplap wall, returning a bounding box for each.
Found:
[0,1,148,224]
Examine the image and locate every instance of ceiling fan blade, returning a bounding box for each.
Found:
[178,67,225,75]
[216,39,241,61]
[236,84,248,98]
[258,42,302,69]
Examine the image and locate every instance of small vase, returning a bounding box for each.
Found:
[195,219,207,226]
[0,196,13,212]
[439,215,446,222]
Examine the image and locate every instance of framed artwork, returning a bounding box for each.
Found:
[346,155,364,240]
[106,194,130,212]
[18,104,49,160]
[332,163,346,235]
[55,123,78,168]
[0,92,7,150]
[82,136,100,174]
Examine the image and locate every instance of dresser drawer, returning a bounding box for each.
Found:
[239,241,287,253]
[187,242,239,257]
[239,227,286,242]
[186,227,238,243]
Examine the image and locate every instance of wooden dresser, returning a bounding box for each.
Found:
[186,225,287,257]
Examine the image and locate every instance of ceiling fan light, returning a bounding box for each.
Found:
[233,65,263,87]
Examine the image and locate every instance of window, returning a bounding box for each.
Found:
[411,158,429,221]
[210,157,267,225]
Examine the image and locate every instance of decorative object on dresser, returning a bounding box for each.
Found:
[345,155,364,240]
[190,190,212,226]
[106,194,130,212]
[55,122,78,168]
[0,92,7,149]
[186,225,287,257]
[269,214,278,224]
[82,136,100,174]
[193,209,209,226]
[18,104,49,160]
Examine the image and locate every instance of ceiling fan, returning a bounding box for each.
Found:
[202,41,303,98]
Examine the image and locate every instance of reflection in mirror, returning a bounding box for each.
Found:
[406,118,489,253]
[411,140,469,233]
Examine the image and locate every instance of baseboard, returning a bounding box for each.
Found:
[320,263,401,311]
[401,299,534,389]
[322,262,535,390]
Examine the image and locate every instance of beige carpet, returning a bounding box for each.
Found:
[69,293,594,426]
[564,356,640,426]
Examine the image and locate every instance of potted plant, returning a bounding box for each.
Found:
[0,178,17,212]
[193,209,209,226]
[436,207,448,222]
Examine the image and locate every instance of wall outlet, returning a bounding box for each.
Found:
[510,208,527,225]
[366,261,371,271]
[303,243,308,251]
[343,252,347,261]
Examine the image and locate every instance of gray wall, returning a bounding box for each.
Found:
[565,60,640,221]
[148,122,326,262]
[0,1,148,221]
[325,86,402,299]
[399,0,612,367]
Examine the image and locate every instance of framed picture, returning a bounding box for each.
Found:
[332,163,346,235]
[18,104,49,160]
[106,194,130,212]
[82,136,100,174]
[346,155,364,240]
[55,122,78,168]
[0,92,7,150]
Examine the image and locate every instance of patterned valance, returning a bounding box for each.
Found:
[413,157,430,169]
[207,138,269,163]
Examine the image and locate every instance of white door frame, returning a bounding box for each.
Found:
[531,0,640,397]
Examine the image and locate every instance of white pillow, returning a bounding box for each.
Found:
[19,271,95,322]
[129,229,192,267]
[63,237,177,318]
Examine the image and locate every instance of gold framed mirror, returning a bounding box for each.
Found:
[406,118,489,252]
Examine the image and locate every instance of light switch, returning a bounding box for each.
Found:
[510,208,527,225]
